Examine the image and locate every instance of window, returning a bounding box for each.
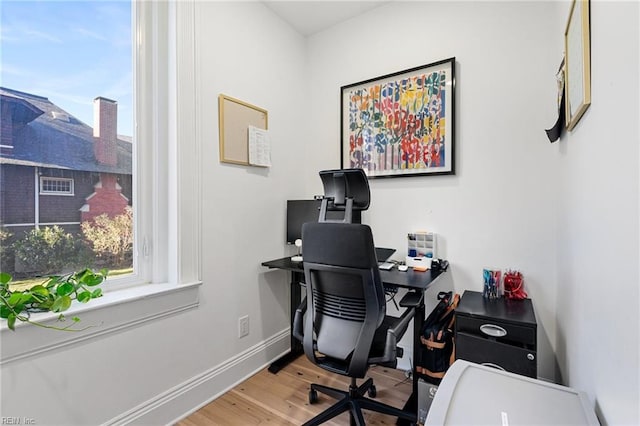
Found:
[0,2,200,290]
[40,177,74,195]
[0,1,135,285]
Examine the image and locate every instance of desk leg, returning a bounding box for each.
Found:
[268,270,304,374]
[398,290,425,425]
[413,296,425,399]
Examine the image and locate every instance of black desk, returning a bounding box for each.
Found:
[261,256,446,420]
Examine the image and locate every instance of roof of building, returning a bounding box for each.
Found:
[0,87,132,175]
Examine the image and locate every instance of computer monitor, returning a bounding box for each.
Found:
[286,199,361,244]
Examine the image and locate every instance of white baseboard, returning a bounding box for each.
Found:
[104,329,290,425]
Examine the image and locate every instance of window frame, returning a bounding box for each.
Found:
[39,176,74,196]
[106,0,201,291]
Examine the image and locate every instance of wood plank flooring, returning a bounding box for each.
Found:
[176,355,413,425]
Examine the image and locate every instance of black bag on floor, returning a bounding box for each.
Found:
[416,291,460,385]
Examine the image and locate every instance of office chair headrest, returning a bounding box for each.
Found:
[319,168,370,211]
[302,222,377,269]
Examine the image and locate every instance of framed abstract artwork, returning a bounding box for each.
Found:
[564,0,591,131]
[341,57,456,178]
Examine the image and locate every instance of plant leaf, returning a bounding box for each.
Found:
[12,304,25,316]
[91,288,103,298]
[7,292,24,306]
[7,313,16,331]
[77,269,91,281]
[56,283,75,297]
[0,305,12,319]
[0,272,12,285]
[52,295,72,312]
[77,291,91,303]
[83,274,104,287]
[18,293,33,305]
[35,299,54,311]
[29,285,50,298]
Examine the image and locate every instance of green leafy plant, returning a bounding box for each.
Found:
[0,268,107,331]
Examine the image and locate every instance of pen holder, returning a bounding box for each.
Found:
[483,268,501,299]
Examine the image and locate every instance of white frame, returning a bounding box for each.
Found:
[105,0,201,290]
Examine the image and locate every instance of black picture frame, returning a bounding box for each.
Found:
[341,57,456,178]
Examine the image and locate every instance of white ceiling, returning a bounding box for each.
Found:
[262,1,389,36]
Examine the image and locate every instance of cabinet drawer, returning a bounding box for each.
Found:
[456,332,537,378]
[457,314,535,347]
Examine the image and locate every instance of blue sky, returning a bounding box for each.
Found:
[0,0,133,136]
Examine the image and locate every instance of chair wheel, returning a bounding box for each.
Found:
[309,389,318,404]
[368,384,377,398]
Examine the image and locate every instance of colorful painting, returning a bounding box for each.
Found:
[341,58,455,178]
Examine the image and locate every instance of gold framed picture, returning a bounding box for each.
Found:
[564,0,591,131]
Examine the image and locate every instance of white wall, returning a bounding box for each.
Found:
[554,1,639,424]
[305,0,562,381]
[195,0,308,371]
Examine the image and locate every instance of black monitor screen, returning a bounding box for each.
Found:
[286,199,360,244]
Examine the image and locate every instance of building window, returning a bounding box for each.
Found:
[40,177,74,195]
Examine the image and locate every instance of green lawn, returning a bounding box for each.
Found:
[9,267,133,292]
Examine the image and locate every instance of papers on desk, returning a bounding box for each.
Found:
[248,125,271,167]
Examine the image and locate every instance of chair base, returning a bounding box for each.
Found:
[303,377,416,426]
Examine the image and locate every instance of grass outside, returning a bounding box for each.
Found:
[8,267,133,292]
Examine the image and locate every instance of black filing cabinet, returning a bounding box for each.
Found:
[455,290,537,378]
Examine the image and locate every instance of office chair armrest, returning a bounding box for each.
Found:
[292,296,307,342]
[372,306,415,365]
[388,305,415,343]
[399,291,424,308]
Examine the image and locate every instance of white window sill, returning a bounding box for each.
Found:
[0,281,201,365]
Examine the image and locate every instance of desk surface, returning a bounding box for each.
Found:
[262,256,444,291]
[457,290,537,326]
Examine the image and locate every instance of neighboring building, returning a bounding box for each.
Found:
[0,87,132,247]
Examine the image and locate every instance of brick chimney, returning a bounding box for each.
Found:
[80,174,129,222]
[93,96,117,166]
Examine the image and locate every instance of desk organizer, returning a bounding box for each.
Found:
[407,231,437,268]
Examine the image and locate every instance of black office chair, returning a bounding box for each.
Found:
[292,222,416,425]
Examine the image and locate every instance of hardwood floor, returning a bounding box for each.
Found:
[176,355,413,425]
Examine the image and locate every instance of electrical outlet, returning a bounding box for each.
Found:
[238,315,249,338]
